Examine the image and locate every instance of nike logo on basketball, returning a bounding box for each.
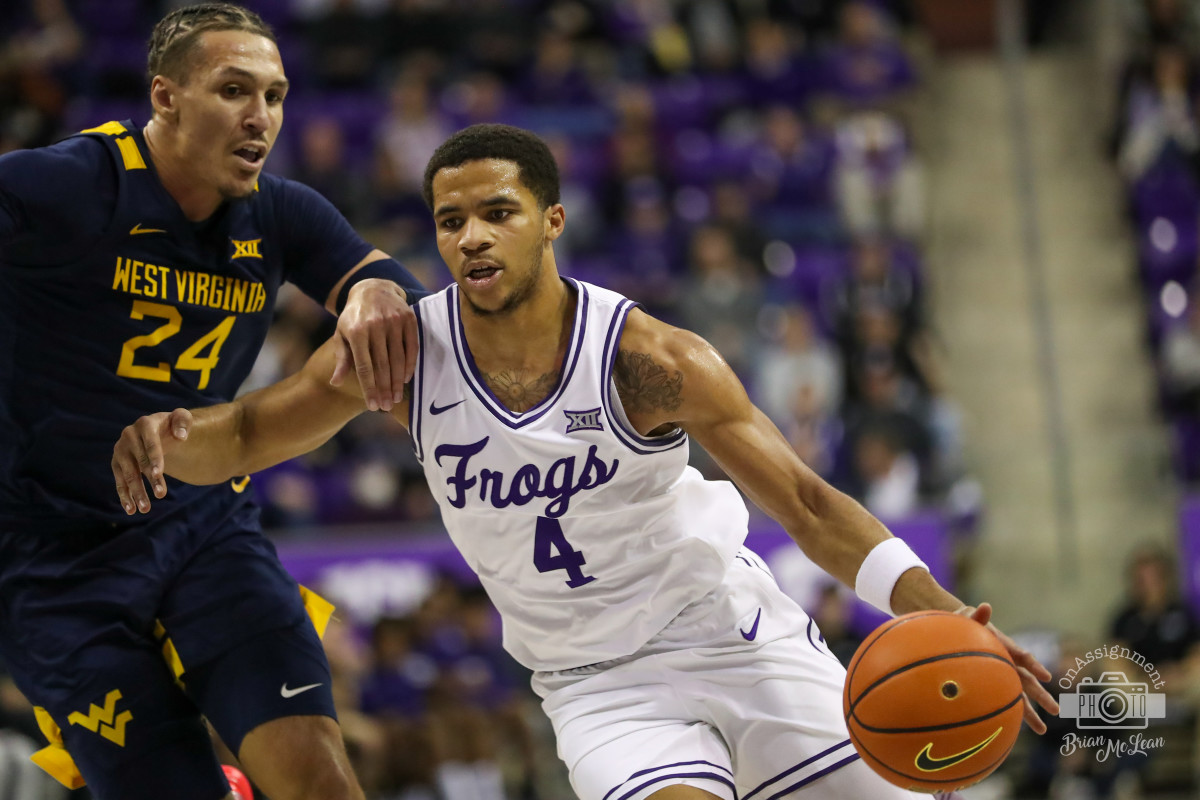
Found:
[129,223,166,236]
[740,608,762,641]
[429,399,465,415]
[914,727,1003,772]
[280,682,322,699]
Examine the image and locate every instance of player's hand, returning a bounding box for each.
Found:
[957,603,1060,734]
[111,408,192,515]
[330,278,416,412]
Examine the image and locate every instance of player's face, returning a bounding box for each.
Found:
[431,158,564,316]
[172,30,287,200]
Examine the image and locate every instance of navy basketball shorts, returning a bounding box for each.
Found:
[0,500,336,800]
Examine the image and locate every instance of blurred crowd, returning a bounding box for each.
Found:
[0,0,985,534]
[0,0,991,798]
[1001,1,1200,798]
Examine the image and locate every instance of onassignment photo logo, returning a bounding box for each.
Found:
[1057,645,1168,761]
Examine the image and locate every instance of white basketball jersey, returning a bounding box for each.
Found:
[409,279,749,671]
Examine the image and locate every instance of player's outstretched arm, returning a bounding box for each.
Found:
[112,338,380,514]
[616,309,1058,730]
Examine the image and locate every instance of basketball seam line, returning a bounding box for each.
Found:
[846,650,1016,718]
[851,692,1024,734]
[845,611,946,693]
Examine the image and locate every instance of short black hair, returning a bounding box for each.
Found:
[147,3,274,84]
[422,124,561,211]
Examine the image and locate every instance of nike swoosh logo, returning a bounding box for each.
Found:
[429,399,465,415]
[280,682,322,699]
[740,608,762,641]
[230,476,251,493]
[914,727,1003,772]
[129,223,166,235]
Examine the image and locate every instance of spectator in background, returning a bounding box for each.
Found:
[1117,40,1199,185]
[600,120,671,228]
[300,0,384,90]
[1109,545,1200,686]
[442,70,515,131]
[841,303,928,401]
[740,17,813,109]
[709,178,770,271]
[377,64,453,193]
[823,235,922,344]
[674,223,766,380]
[606,182,683,310]
[544,133,604,257]
[292,115,373,227]
[748,104,839,242]
[514,28,598,108]
[755,303,843,476]
[851,422,921,519]
[817,0,917,117]
[833,110,925,240]
[756,302,843,425]
[0,0,81,152]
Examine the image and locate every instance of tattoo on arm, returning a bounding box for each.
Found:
[481,370,559,413]
[614,350,683,414]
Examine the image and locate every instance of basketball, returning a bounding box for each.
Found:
[842,610,1025,793]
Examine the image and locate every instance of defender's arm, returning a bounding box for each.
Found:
[112,338,408,512]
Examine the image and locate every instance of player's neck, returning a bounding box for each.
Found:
[143,119,224,222]
[461,274,574,372]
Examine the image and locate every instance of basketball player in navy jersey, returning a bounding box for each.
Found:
[0,4,427,799]
[114,124,1059,799]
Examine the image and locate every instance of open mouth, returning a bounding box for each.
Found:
[233,146,265,166]
[465,262,503,287]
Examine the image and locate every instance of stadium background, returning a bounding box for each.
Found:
[2,0,1198,797]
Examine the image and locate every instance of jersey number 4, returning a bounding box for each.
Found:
[116,300,236,389]
[534,517,595,588]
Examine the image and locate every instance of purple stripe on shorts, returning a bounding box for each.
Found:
[603,761,734,800]
[762,753,860,800]
[616,772,737,800]
[742,739,853,800]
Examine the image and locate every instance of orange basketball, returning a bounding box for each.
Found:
[842,610,1025,793]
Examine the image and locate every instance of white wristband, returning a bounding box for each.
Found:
[855,537,929,616]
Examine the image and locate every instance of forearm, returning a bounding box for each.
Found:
[167,401,252,484]
[169,355,366,484]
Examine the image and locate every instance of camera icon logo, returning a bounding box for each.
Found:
[1059,672,1167,729]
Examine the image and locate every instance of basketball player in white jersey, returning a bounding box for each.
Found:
[113,124,1058,800]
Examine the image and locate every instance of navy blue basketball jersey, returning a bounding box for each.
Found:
[0,121,374,526]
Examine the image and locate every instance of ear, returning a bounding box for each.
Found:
[544,203,566,242]
[149,75,180,122]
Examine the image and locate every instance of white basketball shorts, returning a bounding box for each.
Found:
[531,547,933,800]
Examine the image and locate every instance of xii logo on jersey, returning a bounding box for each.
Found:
[67,690,133,747]
[230,238,263,259]
[564,408,603,434]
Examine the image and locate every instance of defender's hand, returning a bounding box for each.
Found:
[330,279,416,412]
[957,603,1060,734]
[112,408,192,514]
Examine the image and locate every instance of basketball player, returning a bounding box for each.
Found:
[113,124,1059,799]
[0,4,427,799]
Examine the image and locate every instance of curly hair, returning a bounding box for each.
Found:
[147,3,274,84]
[422,124,561,211]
